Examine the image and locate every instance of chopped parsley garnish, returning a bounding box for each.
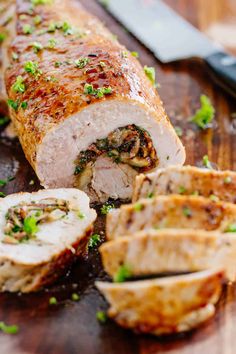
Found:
[210,194,219,202]
[131,51,139,58]
[202,155,213,169]
[183,206,192,217]
[0,192,5,198]
[191,95,215,129]
[71,293,80,301]
[49,297,57,305]
[33,15,42,25]
[88,233,101,249]
[12,52,19,61]
[0,322,19,335]
[225,224,236,233]
[224,176,232,184]
[7,99,19,111]
[84,83,112,98]
[101,203,114,215]
[0,116,10,126]
[0,176,14,187]
[54,61,62,68]
[24,61,42,77]
[77,212,85,219]
[179,186,186,194]
[48,38,57,49]
[114,264,132,283]
[96,311,107,323]
[23,215,39,236]
[31,41,43,53]
[74,57,89,69]
[12,76,26,93]
[147,192,154,198]
[133,203,144,212]
[31,0,52,5]
[0,33,6,43]
[23,24,34,35]
[175,126,183,137]
[62,22,73,35]
[144,65,156,86]
[21,101,28,110]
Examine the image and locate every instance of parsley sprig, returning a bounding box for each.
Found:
[191,95,215,129]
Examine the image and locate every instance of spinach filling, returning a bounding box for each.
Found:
[74,124,158,177]
[3,198,69,244]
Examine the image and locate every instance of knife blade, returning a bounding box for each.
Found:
[99,0,236,97]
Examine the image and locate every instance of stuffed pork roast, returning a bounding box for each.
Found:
[4,0,185,202]
[133,166,236,203]
[0,188,96,292]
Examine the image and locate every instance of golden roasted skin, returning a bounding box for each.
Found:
[106,195,236,240]
[133,166,236,203]
[5,0,175,171]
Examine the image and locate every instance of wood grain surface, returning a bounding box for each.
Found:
[0,0,236,353]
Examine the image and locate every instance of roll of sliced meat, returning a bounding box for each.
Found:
[133,166,236,203]
[96,269,224,335]
[0,188,97,292]
[4,0,185,202]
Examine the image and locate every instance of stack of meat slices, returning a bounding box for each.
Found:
[96,166,236,335]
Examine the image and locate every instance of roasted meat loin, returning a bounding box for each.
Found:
[0,188,96,292]
[4,0,185,202]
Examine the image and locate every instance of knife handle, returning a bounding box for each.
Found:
[205,51,236,98]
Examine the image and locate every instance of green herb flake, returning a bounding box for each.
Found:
[71,293,80,302]
[101,203,114,215]
[7,99,19,111]
[24,61,42,77]
[31,0,52,4]
[191,95,215,129]
[21,101,28,110]
[0,33,6,43]
[54,61,62,68]
[131,51,139,58]
[114,264,132,283]
[175,126,183,137]
[74,57,89,69]
[0,322,19,335]
[179,186,186,194]
[210,194,219,202]
[0,176,14,187]
[12,52,19,61]
[47,38,57,49]
[0,192,5,198]
[29,180,35,185]
[134,203,143,212]
[62,22,73,35]
[33,15,42,25]
[96,311,107,323]
[12,76,26,94]
[77,212,85,219]
[147,192,154,198]
[202,155,213,169]
[23,215,39,236]
[84,83,112,98]
[88,233,101,249]
[183,206,192,217]
[224,176,232,185]
[0,116,10,126]
[23,24,34,35]
[225,223,236,233]
[49,296,57,305]
[31,41,43,53]
[144,65,156,86]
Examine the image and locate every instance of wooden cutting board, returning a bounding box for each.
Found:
[0,1,236,353]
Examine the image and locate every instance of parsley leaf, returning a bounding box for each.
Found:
[12,76,25,93]
[101,203,114,215]
[202,155,213,169]
[144,66,156,86]
[191,95,215,129]
[24,61,42,77]
[96,311,107,323]
[114,265,132,283]
[31,41,43,53]
[23,215,39,236]
[88,234,101,249]
[0,322,19,335]
[74,57,89,69]
[0,116,10,126]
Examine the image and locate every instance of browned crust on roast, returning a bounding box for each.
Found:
[5,0,171,169]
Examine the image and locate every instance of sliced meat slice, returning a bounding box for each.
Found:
[100,229,236,281]
[133,165,236,203]
[106,195,236,240]
[0,188,97,292]
[96,269,224,335]
[4,0,185,203]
